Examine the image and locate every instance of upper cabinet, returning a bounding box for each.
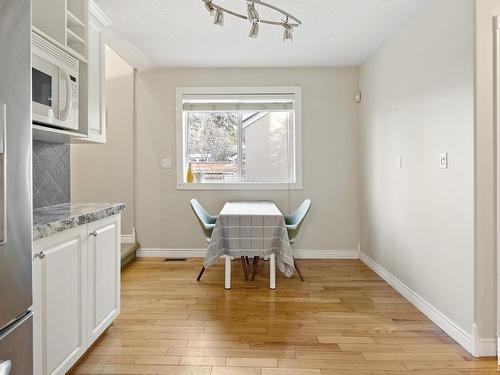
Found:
[66,0,88,59]
[32,0,88,61]
[32,0,110,144]
[79,3,110,143]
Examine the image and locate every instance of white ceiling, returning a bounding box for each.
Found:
[95,0,428,69]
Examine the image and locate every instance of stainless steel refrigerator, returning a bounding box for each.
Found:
[0,0,33,374]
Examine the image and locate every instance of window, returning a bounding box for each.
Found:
[176,87,302,189]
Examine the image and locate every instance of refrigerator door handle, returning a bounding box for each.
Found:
[0,360,11,375]
[0,104,5,247]
[0,104,5,153]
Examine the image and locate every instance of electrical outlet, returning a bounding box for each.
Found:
[161,158,172,169]
[354,91,362,103]
[440,153,448,169]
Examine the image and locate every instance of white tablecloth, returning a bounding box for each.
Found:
[204,201,295,277]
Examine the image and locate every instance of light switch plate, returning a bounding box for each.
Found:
[161,158,172,169]
[397,155,403,169]
[440,153,448,169]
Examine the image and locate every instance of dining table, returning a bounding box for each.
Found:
[204,201,295,289]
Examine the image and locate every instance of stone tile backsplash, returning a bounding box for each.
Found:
[33,141,70,209]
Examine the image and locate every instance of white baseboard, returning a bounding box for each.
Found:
[137,248,206,258]
[471,325,497,357]
[497,337,500,361]
[475,338,497,357]
[294,249,359,259]
[121,235,135,244]
[360,251,474,355]
[137,248,360,259]
[121,227,137,243]
[121,227,137,244]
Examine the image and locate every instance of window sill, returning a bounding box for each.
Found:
[177,182,303,190]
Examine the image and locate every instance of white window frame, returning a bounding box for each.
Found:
[176,86,303,190]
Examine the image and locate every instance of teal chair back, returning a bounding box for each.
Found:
[190,199,217,239]
[284,199,312,243]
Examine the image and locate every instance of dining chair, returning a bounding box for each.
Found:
[190,199,217,281]
[190,199,250,282]
[250,199,312,282]
[284,199,312,281]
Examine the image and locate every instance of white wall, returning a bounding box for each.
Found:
[359,0,474,343]
[72,47,135,235]
[134,68,360,252]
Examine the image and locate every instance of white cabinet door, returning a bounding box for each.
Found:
[85,15,106,143]
[87,214,120,342]
[33,226,87,375]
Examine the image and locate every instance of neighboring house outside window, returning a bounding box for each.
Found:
[176,87,302,190]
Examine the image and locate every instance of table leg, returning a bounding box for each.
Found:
[251,256,260,281]
[270,253,276,290]
[241,256,249,281]
[225,255,231,289]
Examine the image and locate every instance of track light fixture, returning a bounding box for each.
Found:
[282,22,293,41]
[247,2,260,23]
[214,8,224,26]
[201,0,301,41]
[204,0,215,15]
[249,22,259,38]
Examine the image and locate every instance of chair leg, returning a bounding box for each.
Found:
[251,256,260,281]
[245,256,250,267]
[241,256,249,281]
[294,258,305,281]
[197,266,205,281]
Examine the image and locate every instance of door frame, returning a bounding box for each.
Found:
[494,15,500,362]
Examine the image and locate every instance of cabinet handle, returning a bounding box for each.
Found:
[89,231,98,237]
[33,251,45,260]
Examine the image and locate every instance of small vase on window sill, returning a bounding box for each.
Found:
[186,162,194,183]
[193,172,202,183]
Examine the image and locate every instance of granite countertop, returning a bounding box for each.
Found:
[33,203,125,241]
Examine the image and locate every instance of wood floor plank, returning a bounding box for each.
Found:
[362,352,465,362]
[318,336,376,344]
[179,356,226,366]
[96,364,212,374]
[211,367,261,375]
[278,358,407,370]
[320,370,387,375]
[338,343,403,352]
[262,369,321,375]
[226,357,278,367]
[68,259,497,374]
[133,356,181,365]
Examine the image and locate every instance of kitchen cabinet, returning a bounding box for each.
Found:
[32,226,87,375]
[79,2,110,144]
[33,214,121,375]
[88,5,109,143]
[87,216,120,342]
[32,0,88,61]
[31,0,111,144]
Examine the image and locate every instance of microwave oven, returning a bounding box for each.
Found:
[32,32,79,131]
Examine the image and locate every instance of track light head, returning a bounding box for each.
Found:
[204,0,215,15]
[247,2,260,23]
[249,22,259,38]
[214,8,224,26]
[283,23,293,41]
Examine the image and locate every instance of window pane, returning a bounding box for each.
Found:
[186,112,239,182]
[242,112,291,182]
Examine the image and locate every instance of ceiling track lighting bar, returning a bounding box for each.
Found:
[248,0,301,25]
[201,0,301,40]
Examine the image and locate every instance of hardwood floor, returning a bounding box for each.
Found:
[69,258,498,375]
